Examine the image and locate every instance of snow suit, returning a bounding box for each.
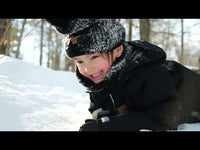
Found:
[78,40,182,131]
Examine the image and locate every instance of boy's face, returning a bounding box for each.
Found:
[72,45,123,84]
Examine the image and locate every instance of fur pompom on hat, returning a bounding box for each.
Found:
[46,19,126,58]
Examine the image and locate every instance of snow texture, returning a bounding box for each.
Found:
[0,54,200,131]
[62,19,125,58]
[0,54,90,131]
[47,19,99,35]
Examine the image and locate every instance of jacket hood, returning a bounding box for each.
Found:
[76,40,166,94]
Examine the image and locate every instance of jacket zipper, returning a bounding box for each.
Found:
[109,94,118,114]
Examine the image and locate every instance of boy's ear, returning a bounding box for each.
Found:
[113,45,123,58]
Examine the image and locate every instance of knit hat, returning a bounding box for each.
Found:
[46,19,126,58]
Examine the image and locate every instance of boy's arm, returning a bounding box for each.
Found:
[80,66,180,131]
[79,112,159,131]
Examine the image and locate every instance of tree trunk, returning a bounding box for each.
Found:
[180,19,184,64]
[139,19,151,42]
[54,34,59,70]
[164,25,171,51]
[5,19,12,56]
[16,19,26,58]
[47,24,52,68]
[53,33,61,70]
[128,19,132,41]
[0,19,11,55]
[40,19,44,66]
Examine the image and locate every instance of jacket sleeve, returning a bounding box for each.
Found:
[80,111,168,131]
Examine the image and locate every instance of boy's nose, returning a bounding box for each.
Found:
[84,66,93,74]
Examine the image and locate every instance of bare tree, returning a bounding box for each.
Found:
[5,19,13,56]
[40,19,44,66]
[0,19,11,55]
[15,19,27,58]
[180,19,184,64]
[150,19,177,50]
[139,19,151,42]
[54,33,61,70]
[128,19,132,41]
[47,24,52,68]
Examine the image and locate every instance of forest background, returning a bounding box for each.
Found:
[1,19,200,72]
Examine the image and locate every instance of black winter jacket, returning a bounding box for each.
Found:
[77,40,181,131]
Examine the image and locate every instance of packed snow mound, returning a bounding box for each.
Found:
[0,55,85,93]
[0,54,200,131]
[0,54,91,131]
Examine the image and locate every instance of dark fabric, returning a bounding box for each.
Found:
[80,113,162,131]
[77,40,181,131]
[164,60,200,123]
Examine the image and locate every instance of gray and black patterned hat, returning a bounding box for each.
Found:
[46,19,126,58]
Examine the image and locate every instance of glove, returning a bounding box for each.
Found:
[79,119,100,131]
[79,114,124,131]
[79,112,160,131]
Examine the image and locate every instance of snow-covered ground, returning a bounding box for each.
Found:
[0,54,91,131]
[0,54,200,131]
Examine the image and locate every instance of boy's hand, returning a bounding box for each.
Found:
[79,114,124,131]
[79,119,99,131]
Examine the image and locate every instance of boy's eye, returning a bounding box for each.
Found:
[91,55,99,60]
[76,61,83,64]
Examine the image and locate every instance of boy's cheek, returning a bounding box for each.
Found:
[79,69,89,78]
[78,69,84,76]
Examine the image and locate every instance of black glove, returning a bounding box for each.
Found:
[79,114,125,131]
[79,119,99,131]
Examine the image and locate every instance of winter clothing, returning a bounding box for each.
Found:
[46,19,200,131]
[164,60,200,124]
[77,40,181,131]
[46,19,125,58]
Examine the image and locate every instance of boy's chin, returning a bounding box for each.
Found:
[92,79,103,84]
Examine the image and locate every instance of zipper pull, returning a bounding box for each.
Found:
[109,94,118,114]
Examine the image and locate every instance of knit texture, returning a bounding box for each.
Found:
[46,19,126,58]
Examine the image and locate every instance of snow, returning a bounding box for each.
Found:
[0,54,91,131]
[0,54,200,131]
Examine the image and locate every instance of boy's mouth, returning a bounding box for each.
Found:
[90,71,103,80]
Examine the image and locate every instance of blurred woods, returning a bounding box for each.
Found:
[1,19,200,72]
[0,19,75,71]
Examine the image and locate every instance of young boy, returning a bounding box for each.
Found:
[47,19,181,131]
